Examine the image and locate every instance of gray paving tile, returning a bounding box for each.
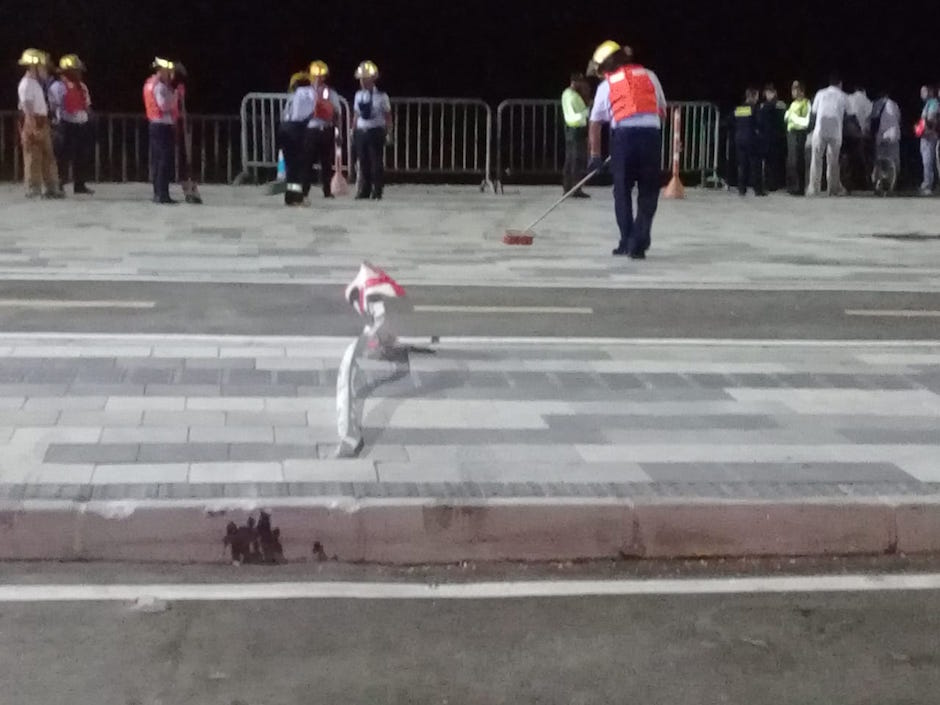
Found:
[0,410,61,426]
[146,383,221,397]
[775,373,826,388]
[73,368,126,384]
[598,373,648,390]
[228,443,319,461]
[127,368,175,384]
[544,414,778,432]
[553,372,606,390]
[274,370,319,385]
[45,443,139,464]
[226,411,307,427]
[24,369,76,384]
[226,369,274,384]
[137,443,229,463]
[186,358,254,370]
[0,384,70,396]
[640,462,916,483]
[687,373,735,389]
[221,385,298,397]
[178,368,223,385]
[838,428,940,445]
[69,384,145,396]
[638,373,692,389]
[366,427,606,445]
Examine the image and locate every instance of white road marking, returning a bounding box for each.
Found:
[845,309,940,318]
[0,299,156,310]
[413,305,593,315]
[2,574,940,602]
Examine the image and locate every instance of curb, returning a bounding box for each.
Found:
[2,497,939,564]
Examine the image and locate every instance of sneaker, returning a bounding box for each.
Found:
[25,189,41,199]
[571,191,591,199]
[612,247,631,256]
[628,251,646,260]
[153,196,178,205]
[42,190,66,200]
[920,188,934,197]
[73,185,94,195]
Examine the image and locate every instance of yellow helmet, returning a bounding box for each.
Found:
[152,56,174,71]
[354,60,379,80]
[18,48,48,67]
[59,54,85,72]
[586,40,621,77]
[289,71,310,91]
[309,60,329,78]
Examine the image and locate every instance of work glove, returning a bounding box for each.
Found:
[586,155,606,174]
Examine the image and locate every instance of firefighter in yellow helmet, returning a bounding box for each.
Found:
[304,60,342,199]
[49,54,94,195]
[17,49,64,199]
[352,60,392,199]
[143,57,181,203]
[586,40,667,259]
[280,71,314,205]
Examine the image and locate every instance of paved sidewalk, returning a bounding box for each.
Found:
[0,334,938,492]
[1,184,939,291]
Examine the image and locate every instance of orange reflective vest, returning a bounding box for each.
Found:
[143,75,176,122]
[313,84,335,122]
[606,64,659,122]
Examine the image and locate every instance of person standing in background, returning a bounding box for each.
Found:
[917,84,939,195]
[305,60,342,199]
[807,74,849,197]
[280,71,314,206]
[49,54,94,195]
[353,61,392,201]
[757,83,787,191]
[17,48,63,199]
[784,80,811,195]
[143,57,179,204]
[561,72,591,198]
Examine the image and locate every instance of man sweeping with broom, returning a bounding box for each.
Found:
[586,41,667,259]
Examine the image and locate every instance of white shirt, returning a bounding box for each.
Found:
[589,67,667,129]
[354,88,391,130]
[283,86,315,122]
[848,90,873,135]
[872,97,901,143]
[48,79,90,124]
[811,86,850,139]
[17,75,48,116]
[150,81,176,124]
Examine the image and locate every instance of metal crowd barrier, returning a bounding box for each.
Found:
[237,92,351,184]
[494,99,722,190]
[0,110,240,184]
[386,98,492,190]
[238,94,492,189]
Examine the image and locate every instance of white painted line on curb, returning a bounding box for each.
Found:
[845,309,940,318]
[2,574,940,602]
[414,305,593,315]
[0,300,156,310]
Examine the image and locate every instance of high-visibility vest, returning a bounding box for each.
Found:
[313,85,335,121]
[63,80,89,114]
[143,75,175,122]
[606,64,659,122]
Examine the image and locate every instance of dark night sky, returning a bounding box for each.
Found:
[2,0,931,115]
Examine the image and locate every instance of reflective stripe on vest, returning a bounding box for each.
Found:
[63,81,88,114]
[143,76,162,121]
[313,86,335,121]
[606,65,658,122]
[734,106,753,117]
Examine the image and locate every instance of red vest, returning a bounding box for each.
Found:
[63,80,89,114]
[313,84,335,121]
[606,65,659,122]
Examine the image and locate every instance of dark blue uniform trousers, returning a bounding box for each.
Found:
[149,122,175,201]
[610,126,661,255]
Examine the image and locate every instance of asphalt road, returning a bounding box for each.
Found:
[1,574,938,704]
[0,280,939,339]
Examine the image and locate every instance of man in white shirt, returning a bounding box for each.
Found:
[16,48,63,199]
[807,74,850,196]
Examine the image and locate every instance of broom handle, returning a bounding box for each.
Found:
[522,156,610,232]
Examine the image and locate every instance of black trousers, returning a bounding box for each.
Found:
[279,121,307,204]
[736,140,764,195]
[53,121,92,190]
[786,130,808,194]
[304,125,334,197]
[354,127,386,198]
[148,122,175,200]
[563,126,588,192]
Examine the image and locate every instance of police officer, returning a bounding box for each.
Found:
[143,57,178,204]
[757,83,787,191]
[353,60,392,200]
[586,41,667,259]
[304,60,342,199]
[17,49,63,199]
[280,71,314,206]
[561,72,591,197]
[49,54,93,195]
[734,88,766,196]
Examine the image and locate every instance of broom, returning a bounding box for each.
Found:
[329,125,349,196]
[503,157,609,245]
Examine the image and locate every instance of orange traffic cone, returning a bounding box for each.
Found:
[663,108,685,199]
